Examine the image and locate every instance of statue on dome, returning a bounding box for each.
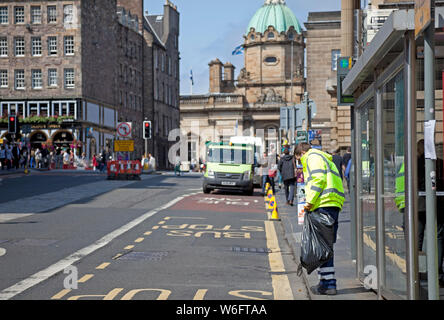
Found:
[265,0,286,5]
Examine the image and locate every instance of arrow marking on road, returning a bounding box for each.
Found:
[0,248,5,257]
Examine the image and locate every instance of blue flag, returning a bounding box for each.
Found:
[232,45,244,55]
[190,70,194,85]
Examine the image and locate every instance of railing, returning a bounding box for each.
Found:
[180,94,245,108]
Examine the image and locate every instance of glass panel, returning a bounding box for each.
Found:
[359,98,377,272]
[382,71,407,299]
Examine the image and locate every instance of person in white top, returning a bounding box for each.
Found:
[148,153,156,172]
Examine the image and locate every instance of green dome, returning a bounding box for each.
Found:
[246,0,302,35]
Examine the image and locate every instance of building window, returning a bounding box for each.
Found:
[267,32,275,39]
[14,6,24,24]
[48,36,57,56]
[0,7,8,24]
[32,69,42,89]
[64,68,75,88]
[0,70,7,88]
[48,69,57,87]
[288,32,294,40]
[31,37,42,56]
[14,37,25,56]
[64,36,74,55]
[264,56,278,64]
[31,6,41,24]
[331,49,341,71]
[47,6,57,23]
[63,5,73,23]
[154,49,158,69]
[0,37,7,57]
[14,70,25,89]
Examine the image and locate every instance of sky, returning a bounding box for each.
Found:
[144,0,341,95]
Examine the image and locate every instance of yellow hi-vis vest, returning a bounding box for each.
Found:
[301,149,345,211]
[395,163,405,211]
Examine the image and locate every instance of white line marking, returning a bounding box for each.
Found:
[0,192,200,300]
[0,248,6,257]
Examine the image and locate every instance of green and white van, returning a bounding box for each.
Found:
[203,142,256,196]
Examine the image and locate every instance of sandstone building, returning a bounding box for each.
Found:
[0,0,180,168]
[304,11,349,151]
[180,0,305,163]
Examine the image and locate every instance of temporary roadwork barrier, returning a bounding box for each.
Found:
[107,160,142,180]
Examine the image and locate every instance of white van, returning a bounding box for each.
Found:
[229,136,264,187]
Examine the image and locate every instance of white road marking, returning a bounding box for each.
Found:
[0,192,200,300]
[0,214,34,223]
[0,248,6,257]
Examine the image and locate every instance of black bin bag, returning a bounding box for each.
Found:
[298,210,335,275]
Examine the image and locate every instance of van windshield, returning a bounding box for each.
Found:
[207,147,254,165]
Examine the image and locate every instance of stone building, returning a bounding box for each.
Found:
[180,0,305,163]
[304,11,351,151]
[0,0,180,168]
[145,1,180,169]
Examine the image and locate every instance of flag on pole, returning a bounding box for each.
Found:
[232,45,244,55]
[190,69,194,86]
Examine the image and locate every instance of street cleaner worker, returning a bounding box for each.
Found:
[294,142,345,295]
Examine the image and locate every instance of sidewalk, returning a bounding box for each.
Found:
[274,188,378,300]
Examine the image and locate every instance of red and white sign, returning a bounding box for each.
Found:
[117,122,132,138]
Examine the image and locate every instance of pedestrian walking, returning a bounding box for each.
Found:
[295,142,345,295]
[12,144,20,169]
[342,147,352,192]
[174,155,181,176]
[331,148,343,181]
[0,145,6,170]
[92,154,98,172]
[260,152,269,195]
[416,140,444,286]
[35,148,42,169]
[6,145,13,170]
[30,149,35,168]
[100,152,107,173]
[148,153,156,172]
[278,147,296,206]
[267,151,277,194]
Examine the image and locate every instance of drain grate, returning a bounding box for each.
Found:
[117,251,169,261]
[232,246,271,254]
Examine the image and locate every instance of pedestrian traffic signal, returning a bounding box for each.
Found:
[8,115,17,134]
[143,121,152,140]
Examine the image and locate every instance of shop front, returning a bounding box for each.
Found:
[343,9,444,299]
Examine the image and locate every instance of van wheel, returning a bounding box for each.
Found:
[203,186,211,194]
[245,188,254,196]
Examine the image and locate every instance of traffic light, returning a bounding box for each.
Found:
[8,115,17,134]
[143,121,152,140]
